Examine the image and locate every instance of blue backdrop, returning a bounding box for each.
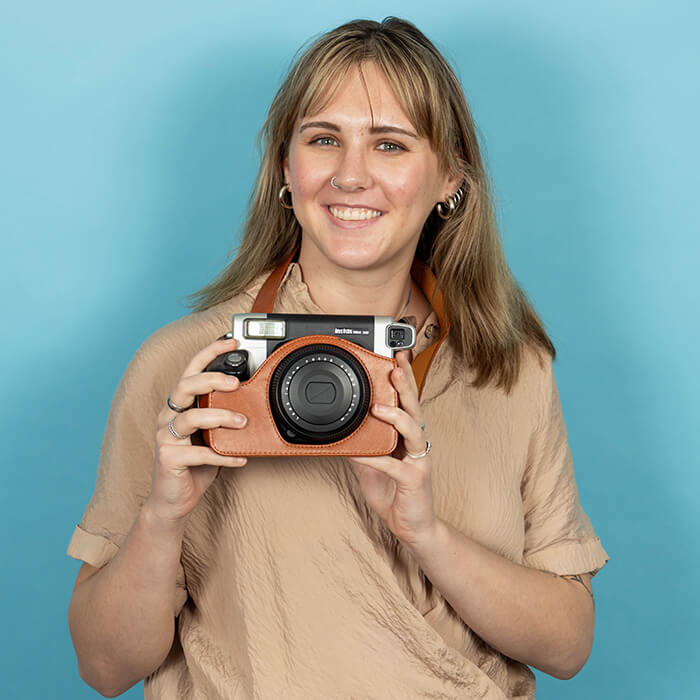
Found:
[2,1,698,698]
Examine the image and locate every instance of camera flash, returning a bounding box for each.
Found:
[245,319,286,339]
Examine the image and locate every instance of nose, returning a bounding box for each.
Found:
[331,140,372,191]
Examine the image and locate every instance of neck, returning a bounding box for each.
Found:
[297,241,432,326]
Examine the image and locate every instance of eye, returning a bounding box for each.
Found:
[377,141,404,153]
[310,135,339,147]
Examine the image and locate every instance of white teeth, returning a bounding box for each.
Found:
[329,206,383,221]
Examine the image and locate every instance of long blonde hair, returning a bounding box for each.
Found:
[189,17,555,392]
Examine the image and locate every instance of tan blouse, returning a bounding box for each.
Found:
[67,262,608,699]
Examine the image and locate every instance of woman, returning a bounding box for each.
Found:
[67,17,608,699]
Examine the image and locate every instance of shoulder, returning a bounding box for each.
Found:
[458,342,557,429]
[517,343,555,394]
[514,343,562,431]
[444,338,554,399]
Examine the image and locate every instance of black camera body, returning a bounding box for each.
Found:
[204,313,416,448]
[207,313,416,381]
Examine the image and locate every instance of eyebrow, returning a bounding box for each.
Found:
[298,120,418,139]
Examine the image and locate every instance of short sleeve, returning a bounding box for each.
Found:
[520,358,609,578]
[66,331,189,616]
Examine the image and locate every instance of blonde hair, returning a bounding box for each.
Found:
[189,17,555,392]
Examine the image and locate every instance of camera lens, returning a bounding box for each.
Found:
[269,344,370,445]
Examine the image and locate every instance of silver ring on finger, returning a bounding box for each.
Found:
[168,416,188,440]
[405,439,432,460]
[167,395,192,413]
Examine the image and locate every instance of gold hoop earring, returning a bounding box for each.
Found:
[436,182,466,220]
[279,183,294,209]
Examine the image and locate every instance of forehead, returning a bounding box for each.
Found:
[300,63,415,131]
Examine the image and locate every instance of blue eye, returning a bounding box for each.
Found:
[312,136,338,146]
[308,136,404,151]
[377,142,403,152]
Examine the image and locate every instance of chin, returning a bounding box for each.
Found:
[322,241,390,272]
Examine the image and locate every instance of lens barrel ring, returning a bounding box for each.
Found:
[269,343,371,445]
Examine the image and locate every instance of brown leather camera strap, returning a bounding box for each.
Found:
[250,246,450,399]
[408,256,450,399]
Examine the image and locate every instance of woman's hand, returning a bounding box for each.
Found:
[146,337,248,524]
[347,350,437,549]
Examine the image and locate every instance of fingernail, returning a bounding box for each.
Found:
[233,414,246,426]
[374,403,386,413]
[225,375,239,385]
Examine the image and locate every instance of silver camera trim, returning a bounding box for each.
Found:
[374,317,416,357]
[232,313,268,376]
[232,313,416,375]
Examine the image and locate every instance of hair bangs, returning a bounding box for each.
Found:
[369,43,455,173]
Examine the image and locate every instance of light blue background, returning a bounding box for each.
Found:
[2,1,698,698]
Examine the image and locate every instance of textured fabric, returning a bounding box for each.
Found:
[67,263,609,699]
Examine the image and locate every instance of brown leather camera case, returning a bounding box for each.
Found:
[199,334,399,457]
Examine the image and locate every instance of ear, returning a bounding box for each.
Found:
[282,154,291,185]
[445,170,464,197]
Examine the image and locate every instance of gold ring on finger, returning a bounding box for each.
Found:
[167,395,193,413]
[168,416,188,440]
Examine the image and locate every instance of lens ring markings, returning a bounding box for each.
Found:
[269,344,371,445]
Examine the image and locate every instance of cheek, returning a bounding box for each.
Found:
[386,164,440,211]
[289,156,330,202]
[292,169,330,204]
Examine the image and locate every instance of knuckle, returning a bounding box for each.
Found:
[210,337,238,354]
[174,412,191,430]
[157,443,177,463]
[177,374,195,391]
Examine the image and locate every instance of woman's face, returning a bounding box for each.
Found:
[283,62,458,274]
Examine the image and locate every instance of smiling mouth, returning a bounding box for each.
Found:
[328,206,383,221]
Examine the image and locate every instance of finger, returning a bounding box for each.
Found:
[395,350,419,395]
[371,403,425,455]
[347,455,406,482]
[348,454,427,492]
[167,372,241,416]
[182,337,239,379]
[389,363,423,423]
[158,444,247,469]
[396,345,415,364]
[160,408,247,442]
